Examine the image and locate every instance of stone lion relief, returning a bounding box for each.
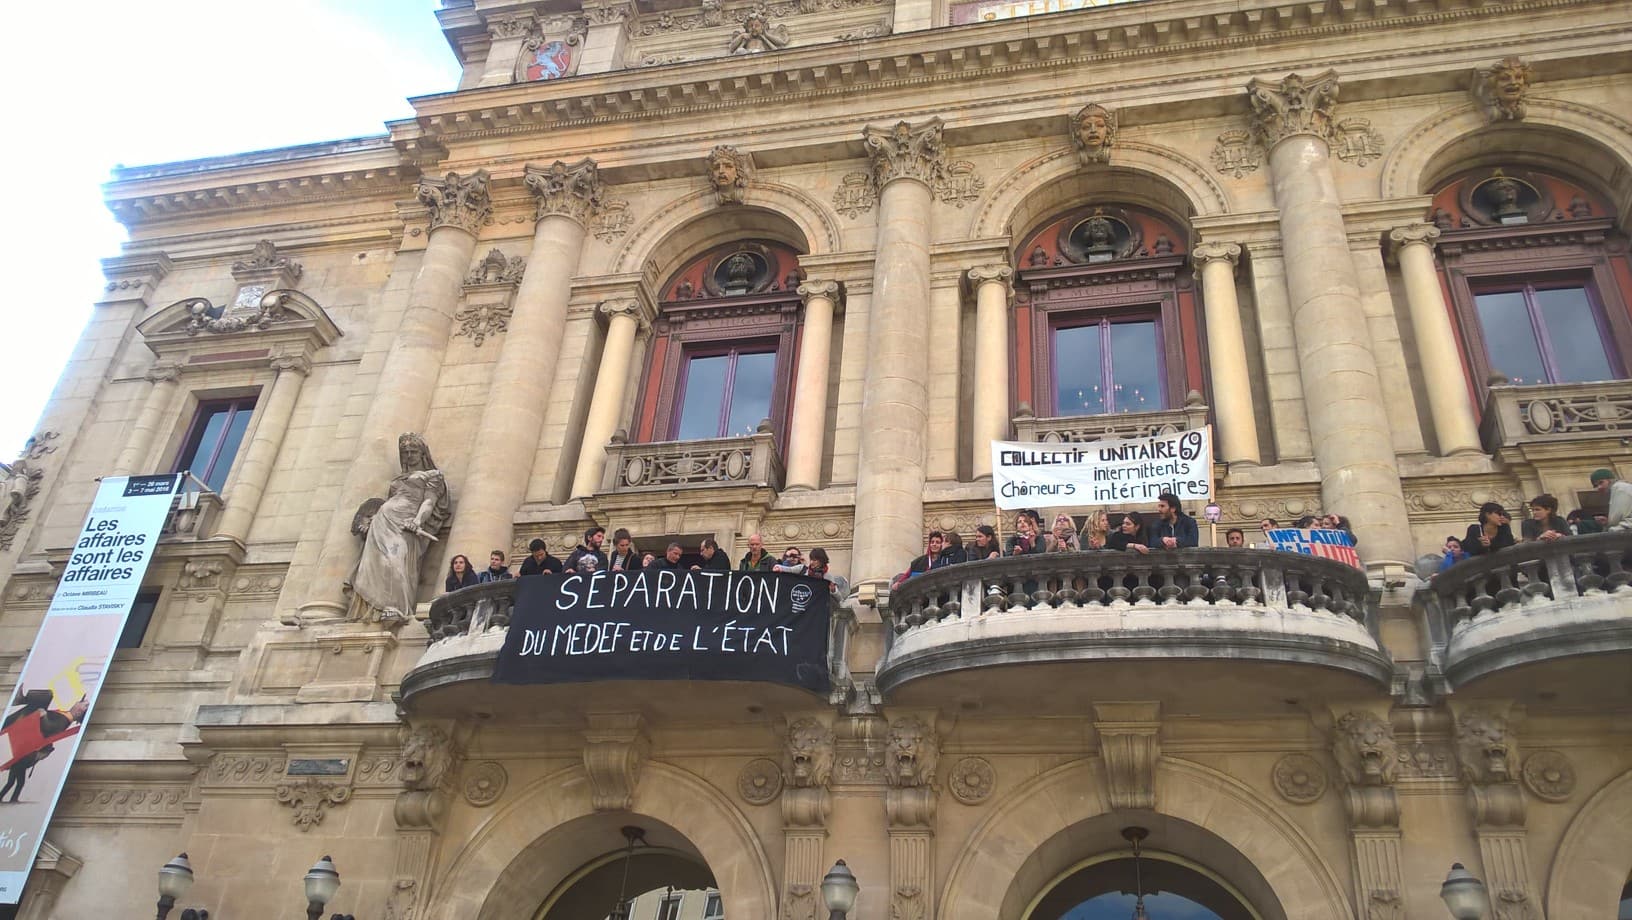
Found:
[1455,709,1514,785]
[782,718,835,788]
[886,716,939,788]
[1332,711,1398,786]
[400,724,454,791]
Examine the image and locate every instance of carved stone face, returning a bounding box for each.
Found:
[709,156,739,190]
[1491,61,1527,101]
[400,726,452,791]
[1075,109,1111,149]
[783,718,834,787]
[1334,712,1398,786]
[1456,711,1512,783]
[886,717,938,787]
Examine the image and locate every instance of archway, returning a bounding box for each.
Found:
[1546,767,1632,918]
[1025,827,1261,920]
[531,826,716,920]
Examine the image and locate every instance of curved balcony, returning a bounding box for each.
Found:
[876,550,1390,711]
[1419,532,1632,699]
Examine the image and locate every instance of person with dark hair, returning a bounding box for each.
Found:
[693,537,731,572]
[1438,535,1468,572]
[942,531,967,565]
[909,531,946,575]
[652,542,687,571]
[1224,528,1246,548]
[1567,509,1601,536]
[1590,468,1632,530]
[477,550,513,583]
[1521,494,1569,543]
[1259,518,1278,534]
[608,528,642,573]
[565,526,609,573]
[773,546,807,574]
[1464,502,1516,556]
[1293,514,1318,529]
[1149,493,1198,549]
[1107,511,1150,554]
[518,538,563,576]
[739,533,775,571]
[971,525,1002,561]
[444,554,478,592]
[806,547,848,596]
[1007,510,1046,556]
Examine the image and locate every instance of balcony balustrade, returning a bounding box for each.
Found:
[1419,531,1632,696]
[876,549,1390,707]
[1481,379,1632,450]
[1012,394,1209,444]
[599,426,783,495]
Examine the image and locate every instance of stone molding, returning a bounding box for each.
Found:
[417,170,493,235]
[269,353,312,377]
[1247,70,1340,148]
[1070,102,1118,166]
[863,118,946,190]
[1093,702,1160,810]
[274,776,353,831]
[55,784,189,824]
[1472,56,1535,123]
[582,713,650,811]
[525,158,604,225]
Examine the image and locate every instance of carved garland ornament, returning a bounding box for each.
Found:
[454,302,513,347]
[274,777,352,830]
[1271,753,1328,803]
[946,756,995,804]
[1520,750,1574,802]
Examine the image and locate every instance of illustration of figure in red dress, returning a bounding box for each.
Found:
[0,690,88,803]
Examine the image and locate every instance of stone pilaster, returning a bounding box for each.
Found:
[966,265,1013,479]
[389,723,463,920]
[1388,225,1483,455]
[779,718,835,920]
[215,354,311,543]
[300,171,488,621]
[1192,242,1262,466]
[1251,73,1412,565]
[445,160,601,560]
[478,13,536,86]
[785,281,843,491]
[1453,706,1535,919]
[570,297,652,499]
[884,716,939,920]
[578,0,635,74]
[1331,709,1406,920]
[111,361,181,476]
[851,119,943,584]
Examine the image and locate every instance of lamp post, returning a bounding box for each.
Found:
[156,853,202,920]
[1440,862,1488,920]
[304,855,343,920]
[821,860,859,920]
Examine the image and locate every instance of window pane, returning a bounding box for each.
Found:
[725,352,776,437]
[204,404,254,492]
[1109,321,1163,412]
[118,591,161,649]
[178,408,229,479]
[1475,291,1548,385]
[1054,324,1106,416]
[677,356,730,440]
[1534,287,1617,383]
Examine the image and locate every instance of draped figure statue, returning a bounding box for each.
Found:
[348,433,451,621]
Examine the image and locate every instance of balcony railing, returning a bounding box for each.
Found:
[1419,531,1632,689]
[1481,379,1632,450]
[599,427,783,494]
[876,549,1389,695]
[1012,394,1209,444]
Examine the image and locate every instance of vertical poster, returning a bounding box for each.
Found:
[0,473,178,903]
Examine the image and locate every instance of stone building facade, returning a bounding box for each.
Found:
[1,0,1631,917]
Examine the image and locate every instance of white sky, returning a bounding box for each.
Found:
[0,1,462,458]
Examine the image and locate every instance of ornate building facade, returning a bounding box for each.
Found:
[1,0,1630,917]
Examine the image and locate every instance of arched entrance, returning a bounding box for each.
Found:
[533,825,716,920]
[1026,827,1259,920]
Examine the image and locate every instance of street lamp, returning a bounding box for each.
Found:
[303,855,342,920]
[156,853,196,920]
[821,859,859,920]
[1440,862,1488,920]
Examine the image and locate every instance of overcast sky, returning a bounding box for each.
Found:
[0,1,462,459]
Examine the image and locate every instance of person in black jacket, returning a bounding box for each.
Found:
[1147,493,1199,549]
[518,539,564,577]
[651,542,687,571]
[1464,503,1516,556]
[1106,512,1150,554]
[477,550,513,584]
[1521,494,1569,543]
[1006,510,1046,556]
[969,525,1002,562]
[693,537,731,572]
[908,532,947,575]
[607,528,643,574]
[739,533,775,571]
[444,554,478,592]
[941,531,968,566]
[564,527,609,573]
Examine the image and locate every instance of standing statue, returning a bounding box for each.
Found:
[349,434,451,621]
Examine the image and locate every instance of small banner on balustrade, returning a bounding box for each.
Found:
[989,427,1213,511]
[0,473,179,904]
[1267,528,1362,569]
[493,571,832,693]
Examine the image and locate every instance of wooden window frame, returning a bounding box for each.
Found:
[171,395,258,492]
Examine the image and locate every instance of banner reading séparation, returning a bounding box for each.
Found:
[493,570,832,693]
[0,473,178,904]
[990,428,1213,511]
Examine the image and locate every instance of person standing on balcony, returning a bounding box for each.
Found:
[1007,510,1045,555]
[1590,469,1632,531]
[1149,493,1199,549]
[739,533,775,571]
[971,525,1002,561]
[1438,536,1469,572]
[1464,503,1516,556]
[1225,528,1246,548]
[444,555,478,593]
[565,526,609,573]
[608,528,643,573]
[693,537,731,572]
[1080,511,1110,550]
[652,542,687,571]
[1521,494,1569,542]
[477,550,513,583]
[518,538,563,577]
[774,546,807,574]
[1106,512,1150,554]
[1045,513,1080,552]
[908,532,946,576]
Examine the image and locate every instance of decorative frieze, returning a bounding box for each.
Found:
[525,159,604,225]
[56,785,188,823]
[1070,103,1118,166]
[1247,70,1340,148]
[417,170,492,235]
[275,777,352,830]
[1473,57,1535,122]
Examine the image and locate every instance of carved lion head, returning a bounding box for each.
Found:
[886,716,939,788]
[782,718,834,788]
[1455,709,1513,784]
[1333,711,1398,786]
[400,725,453,792]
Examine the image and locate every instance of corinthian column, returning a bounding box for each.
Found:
[570,299,649,499]
[785,281,844,491]
[1250,73,1411,564]
[966,265,1012,479]
[1191,243,1261,465]
[446,160,601,558]
[112,362,181,476]
[216,354,311,543]
[300,171,490,620]
[851,118,944,585]
[1389,225,1483,455]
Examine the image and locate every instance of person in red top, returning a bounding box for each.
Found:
[1,689,88,803]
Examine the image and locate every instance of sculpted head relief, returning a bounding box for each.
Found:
[886,716,939,787]
[783,717,835,788]
[706,145,752,205]
[1071,103,1118,165]
[1333,711,1398,786]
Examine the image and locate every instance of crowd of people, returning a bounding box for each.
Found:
[1435,469,1632,572]
[443,527,848,596]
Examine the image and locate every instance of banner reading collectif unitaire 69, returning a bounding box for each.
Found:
[493,571,832,694]
[990,427,1213,511]
[0,473,179,903]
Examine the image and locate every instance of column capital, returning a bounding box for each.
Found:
[144,361,182,384]
[598,297,652,332]
[1387,223,1442,252]
[269,353,313,377]
[796,279,845,309]
[1191,241,1243,269]
[524,159,604,226]
[965,264,1014,286]
[1247,71,1340,149]
[417,170,492,235]
[863,118,947,190]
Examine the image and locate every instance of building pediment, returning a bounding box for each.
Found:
[137,288,341,367]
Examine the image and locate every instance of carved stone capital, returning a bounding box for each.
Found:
[706,145,754,205]
[582,713,649,811]
[1093,702,1160,810]
[525,159,603,226]
[269,354,312,377]
[796,279,844,311]
[1387,224,1442,253]
[1191,241,1242,269]
[863,118,947,190]
[144,362,182,384]
[965,264,1013,287]
[417,170,492,235]
[1473,57,1535,123]
[1070,102,1118,166]
[598,298,651,333]
[1247,70,1340,149]
[487,13,536,40]
[781,785,831,827]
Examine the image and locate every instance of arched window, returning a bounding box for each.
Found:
[1429,167,1632,394]
[1031,854,1256,920]
[1013,205,1204,421]
[634,240,804,446]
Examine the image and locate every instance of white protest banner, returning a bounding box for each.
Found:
[990,427,1212,511]
[0,473,179,903]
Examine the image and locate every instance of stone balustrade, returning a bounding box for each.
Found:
[1481,379,1632,449]
[160,490,223,542]
[1012,396,1209,444]
[599,427,783,494]
[426,579,516,641]
[1419,531,1632,690]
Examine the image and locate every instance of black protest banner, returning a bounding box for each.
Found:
[493,570,832,693]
